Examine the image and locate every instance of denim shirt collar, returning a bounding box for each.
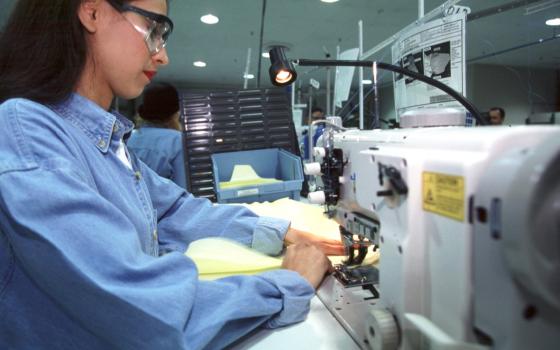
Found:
[49,93,135,153]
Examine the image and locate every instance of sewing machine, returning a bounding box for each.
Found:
[306,124,560,349]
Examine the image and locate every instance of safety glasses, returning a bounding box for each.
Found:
[106,0,174,55]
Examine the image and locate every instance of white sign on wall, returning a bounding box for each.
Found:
[392,12,467,117]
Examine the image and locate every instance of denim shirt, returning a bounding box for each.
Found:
[127,125,188,189]
[0,94,314,350]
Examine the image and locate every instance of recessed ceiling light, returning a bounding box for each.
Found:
[321,0,339,3]
[262,52,270,58]
[193,61,207,67]
[200,14,219,24]
[243,74,255,79]
[362,79,372,84]
[545,17,560,26]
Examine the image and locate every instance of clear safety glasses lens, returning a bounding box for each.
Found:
[107,0,174,55]
[145,20,172,54]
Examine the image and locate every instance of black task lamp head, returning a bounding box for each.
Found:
[268,47,297,86]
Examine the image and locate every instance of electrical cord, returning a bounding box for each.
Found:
[295,59,487,126]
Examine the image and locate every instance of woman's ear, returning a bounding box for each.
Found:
[78,0,102,33]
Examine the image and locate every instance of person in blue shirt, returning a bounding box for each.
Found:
[302,107,326,160]
[0,1,344,349]
[128,82,188,189]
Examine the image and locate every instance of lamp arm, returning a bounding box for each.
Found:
[295,59,486,126]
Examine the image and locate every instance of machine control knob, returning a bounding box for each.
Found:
[307,191,326,204]
[366,309,399,350]
[303,162,322,176]
[385,166,408,195]
[377,164,408,198]
[313,147,326,158]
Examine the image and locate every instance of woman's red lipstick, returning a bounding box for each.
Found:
[144,71,157,80]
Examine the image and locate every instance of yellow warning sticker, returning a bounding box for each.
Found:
[422,172,465,221]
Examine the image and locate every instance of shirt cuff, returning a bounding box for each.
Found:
[258,270,315,328]
[251,216,290,256]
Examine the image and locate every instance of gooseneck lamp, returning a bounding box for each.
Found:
[268,46,487,126]
[268,47,297,86]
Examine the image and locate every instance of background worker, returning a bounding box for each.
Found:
[128,82,187,189]
[488,107,506,125]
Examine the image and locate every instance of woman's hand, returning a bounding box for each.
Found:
[281,243,333,290]
[284,228,346,256]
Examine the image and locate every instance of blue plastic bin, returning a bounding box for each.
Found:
[211,148,303,203]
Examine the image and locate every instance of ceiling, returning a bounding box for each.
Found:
[1,0,559,90]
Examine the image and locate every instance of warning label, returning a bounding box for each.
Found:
[422,172,465,221]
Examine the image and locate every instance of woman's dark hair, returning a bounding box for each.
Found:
[0,0,88,104]
[0,0,148,105]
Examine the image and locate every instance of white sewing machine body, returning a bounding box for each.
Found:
[313,125,560,349]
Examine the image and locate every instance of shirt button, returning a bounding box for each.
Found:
[152,229,158,241]
[134,171,142,180]
[97,139,106,148]
[113,124,119,132]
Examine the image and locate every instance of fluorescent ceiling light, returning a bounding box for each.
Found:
[545,17,560,26]
[193,61,207,67]
[362,79,372,84]
[321,0,339,3]
[262,52,270,58]
[243,73,255,79]
[200,14,219,24]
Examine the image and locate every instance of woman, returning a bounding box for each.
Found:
[0,1,343,349]
[127,82,188,189]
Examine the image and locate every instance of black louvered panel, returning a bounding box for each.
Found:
[179,88,299,201]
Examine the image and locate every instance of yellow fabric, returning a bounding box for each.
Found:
[219,164,281,189]
[241,198,340,240]
[185,238,282,280]
[185,198,379,280]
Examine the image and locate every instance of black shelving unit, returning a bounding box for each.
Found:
[180,88,300,201]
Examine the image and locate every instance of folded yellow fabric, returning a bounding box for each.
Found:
[242,197,340,240]
[219,164,281,189]
[185,238,282,280]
